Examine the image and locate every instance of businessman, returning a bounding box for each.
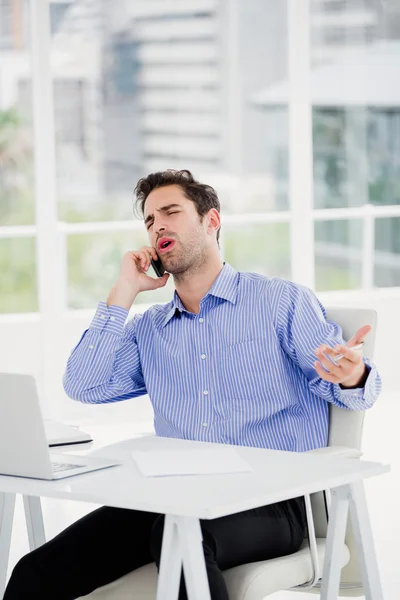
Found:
[4,169,381,600]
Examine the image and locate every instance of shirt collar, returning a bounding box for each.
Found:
[162,263,238,328]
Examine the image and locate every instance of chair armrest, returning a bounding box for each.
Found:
[306,445,363,459]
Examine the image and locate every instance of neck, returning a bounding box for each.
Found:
[173,254,224,314]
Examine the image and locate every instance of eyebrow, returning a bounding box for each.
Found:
[144,204,182,226]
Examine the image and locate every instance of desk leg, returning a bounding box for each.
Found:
[23,496,46,551]
[0,492,16,598]
[156,515,182,600]
[320,485,350,600]
[179,516,212,600]
[348,482,384,600]
[157,515,211,600]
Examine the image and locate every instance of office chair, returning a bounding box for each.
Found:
[80,307,378,599]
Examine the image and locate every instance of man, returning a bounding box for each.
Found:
[4,169,381,600]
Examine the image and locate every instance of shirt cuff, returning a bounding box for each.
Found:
[337,361,381,409]
[90,301,129,335]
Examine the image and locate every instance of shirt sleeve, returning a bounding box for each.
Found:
[63,301,147,404]
[274,279,382,410]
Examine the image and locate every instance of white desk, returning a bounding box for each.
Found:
[0,436,389,600]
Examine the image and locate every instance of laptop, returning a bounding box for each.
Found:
[0,373,120,480]
[44,419,93,447]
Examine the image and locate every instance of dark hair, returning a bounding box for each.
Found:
[134,169,221,242]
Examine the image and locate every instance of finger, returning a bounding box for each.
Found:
[149,272,170,289]
[132,252,149,273]
[315,344,342,366]
[140,246,158,261]
[314,361,341,384]
[144,247,156,257]
[136,253,147,272]
[330,354,353,369]
[318,345,338,361]
[155,272,170,287]
[132,250,146,260]
[144,247,160,269]
[316,344,356,368]
[143,249,155,270]
[315,347,343,376]
[139,250,153,271]
[346,324,371,347]
[328,344,354,367]
[333,344,363,365]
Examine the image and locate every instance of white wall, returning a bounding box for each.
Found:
[0,310,154,424]
[0,288,399,424]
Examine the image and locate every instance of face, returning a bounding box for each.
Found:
[143,184,219,276]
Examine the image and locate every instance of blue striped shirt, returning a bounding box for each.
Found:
[63,263,381,452]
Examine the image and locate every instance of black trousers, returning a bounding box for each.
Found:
[4,497,306,600]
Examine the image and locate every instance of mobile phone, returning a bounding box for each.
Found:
[150,255,166,278]
[334,341,364,362]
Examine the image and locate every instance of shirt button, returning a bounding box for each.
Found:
[201,354,206,360]
[110,316,116,321]
[89,345,94,350]
[199,318,204,323]
[100,315,106,320]
[202,422,208,427]
[203,390,209,395]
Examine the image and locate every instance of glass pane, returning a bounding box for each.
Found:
[311,1,400,209]
[0,2,34,225]
[223,223,290,279]
[46,0,289,221]
[0,238,37,312]
[315,220,362,291]
[67,231,173,309]
[374,217,400,287]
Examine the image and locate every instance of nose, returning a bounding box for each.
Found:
[152,220,166,246]
[154,220,166,236]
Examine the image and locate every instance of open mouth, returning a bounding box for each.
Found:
[158,239,176,254]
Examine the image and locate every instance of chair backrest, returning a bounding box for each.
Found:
[309,307,377,597]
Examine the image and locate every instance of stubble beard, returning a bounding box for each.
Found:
[164,241,209,284]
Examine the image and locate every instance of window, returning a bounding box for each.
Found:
[0,0,36,313]
[0,236,37,312]
[55,0,291,308]
[310,0,400,291]
[315,219,363,291]
[2,0,400,319]
[375,217,400,287]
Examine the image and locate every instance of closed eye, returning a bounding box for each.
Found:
[146,210,180,230]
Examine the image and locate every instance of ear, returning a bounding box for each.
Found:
[207,208,221,237]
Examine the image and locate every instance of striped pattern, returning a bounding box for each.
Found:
[64,264,381,452]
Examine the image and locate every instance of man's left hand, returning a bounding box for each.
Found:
[314,325,371,388]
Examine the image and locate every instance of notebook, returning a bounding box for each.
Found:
[44,419,93,447]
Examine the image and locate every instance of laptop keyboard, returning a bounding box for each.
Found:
[51,461,85,473]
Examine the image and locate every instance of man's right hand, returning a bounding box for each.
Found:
[106,247,170,310]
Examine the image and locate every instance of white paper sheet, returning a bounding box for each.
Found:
[131,446,252,477]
